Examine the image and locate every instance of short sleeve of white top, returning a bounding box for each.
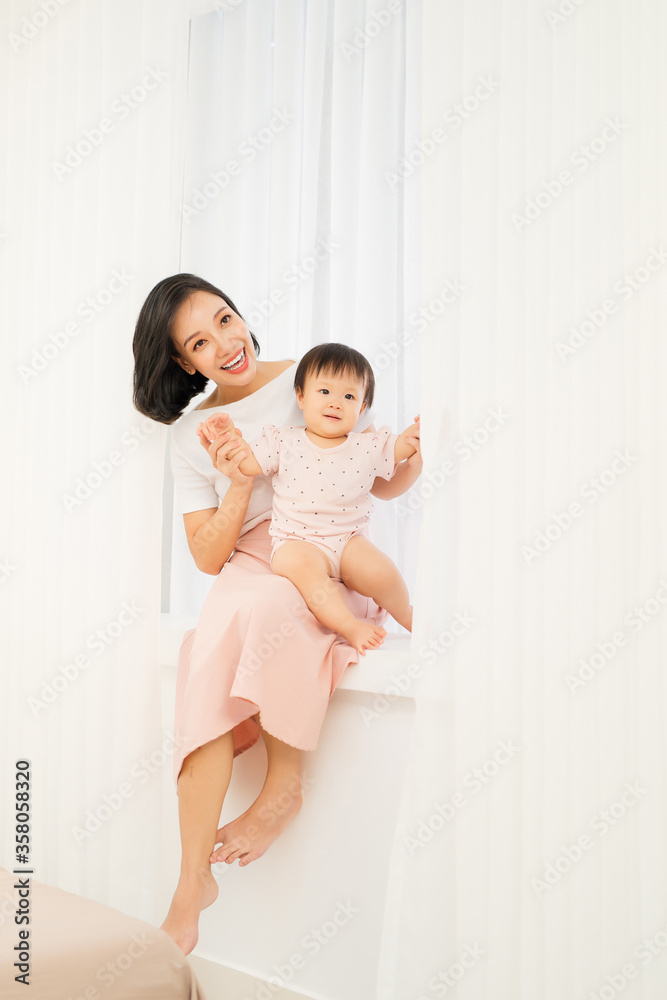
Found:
[169,364,379,534]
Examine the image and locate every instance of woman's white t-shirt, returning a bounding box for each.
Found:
[169,363,377,535]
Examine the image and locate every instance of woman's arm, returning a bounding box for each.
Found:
[183,481,254,575]
[366,418,423,500]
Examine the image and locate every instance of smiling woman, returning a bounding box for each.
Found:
[132,273,261,424]
[131,272,422,956]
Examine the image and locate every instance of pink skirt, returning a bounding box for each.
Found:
[172,518,387,784]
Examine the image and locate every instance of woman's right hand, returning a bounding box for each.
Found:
[197,414,255,488]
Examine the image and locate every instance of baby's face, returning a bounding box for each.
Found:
[296,368,367,438]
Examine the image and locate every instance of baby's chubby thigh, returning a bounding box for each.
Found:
[270,538,334,587]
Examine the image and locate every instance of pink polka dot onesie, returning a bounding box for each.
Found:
[250,424,399,580]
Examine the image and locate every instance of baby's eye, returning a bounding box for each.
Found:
[318,388,329,395]
[345,394,355,400]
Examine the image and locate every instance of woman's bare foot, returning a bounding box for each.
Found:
[160,866,218,956]
[340,619,387,655]
[210,777,303,867]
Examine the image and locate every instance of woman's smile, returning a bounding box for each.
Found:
[220,346,249,372]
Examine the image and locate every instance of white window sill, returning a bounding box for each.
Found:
[159,613,417,698]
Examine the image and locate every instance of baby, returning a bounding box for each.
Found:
[201,343,419,654]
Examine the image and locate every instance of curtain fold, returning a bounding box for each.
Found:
[388,2,666,998]
[0,0,194,920]
[173,0,422,625]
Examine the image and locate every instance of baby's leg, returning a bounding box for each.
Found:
[271,540,386,655]
[340,535,413,631]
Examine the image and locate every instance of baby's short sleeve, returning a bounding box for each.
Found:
[249,424,283,477]
[369,425,399,480]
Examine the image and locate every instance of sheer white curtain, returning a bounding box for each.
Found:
[389,2,667,998]
[0,0,202,919]
[169,0,423,623]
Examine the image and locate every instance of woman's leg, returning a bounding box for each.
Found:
[272,539,386,654]
[161,730,234,955]
[210,719,304,867]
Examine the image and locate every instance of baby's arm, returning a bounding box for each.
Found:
[200,413,263,477]
[394,417,420,463]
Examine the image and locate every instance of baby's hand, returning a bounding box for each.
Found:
[198,412,236,443]
[405,414,422,470]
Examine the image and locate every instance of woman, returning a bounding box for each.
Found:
[132,273,422,955]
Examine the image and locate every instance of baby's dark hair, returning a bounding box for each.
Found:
[293,343,375,409]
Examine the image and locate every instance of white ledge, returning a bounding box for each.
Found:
[159,613,416,698]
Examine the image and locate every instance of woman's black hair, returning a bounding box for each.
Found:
[293,343,375,409]
[132,273,260,424]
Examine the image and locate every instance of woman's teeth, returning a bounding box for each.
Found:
[221,347,245,370]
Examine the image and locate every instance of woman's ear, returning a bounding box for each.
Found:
[173,355,196,375]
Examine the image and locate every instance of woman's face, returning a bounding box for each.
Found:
[171,290,257,387]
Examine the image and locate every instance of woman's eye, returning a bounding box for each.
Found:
[193,339,204,350]
[220,314,230,324]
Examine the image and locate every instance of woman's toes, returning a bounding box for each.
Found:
[238,851,259,867]
[211,846,233,864]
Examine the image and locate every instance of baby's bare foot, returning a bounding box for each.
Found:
[341,619,387,655]
[160,867,218,956]
[210,777,303,867]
